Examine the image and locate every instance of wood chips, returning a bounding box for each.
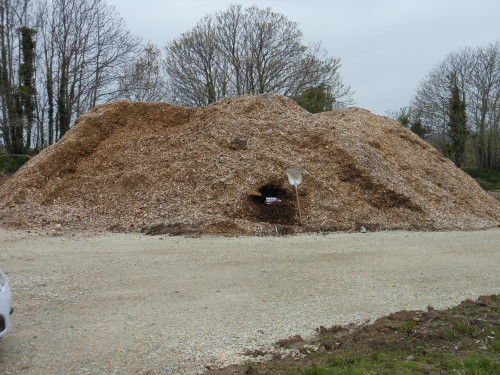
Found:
[0,94,499,235]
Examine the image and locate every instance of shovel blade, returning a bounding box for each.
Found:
[287,167,303,186]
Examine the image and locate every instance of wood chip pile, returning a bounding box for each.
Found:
[0,172,8,187]
[1,94,499,235]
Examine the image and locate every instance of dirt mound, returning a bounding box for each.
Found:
[208,295,500,374]
[0,94,499,235]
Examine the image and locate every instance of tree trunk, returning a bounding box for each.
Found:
[57,60,70,138]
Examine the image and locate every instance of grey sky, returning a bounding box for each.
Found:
[106,0,500,115]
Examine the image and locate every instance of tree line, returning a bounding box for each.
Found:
[390,41,500,171]
[164,4,352,107]
[0,0,353,155]
[1,0,142,153]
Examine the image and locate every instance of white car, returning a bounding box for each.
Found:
[0,269,13,338]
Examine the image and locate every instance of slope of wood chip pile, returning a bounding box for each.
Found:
[1,94,499,235]
[0,172,9,186]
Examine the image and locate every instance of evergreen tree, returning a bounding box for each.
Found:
[410,118,428,139]
[390,107,429,139]
[18,27,37,149]
[448,74,468,167]
[294,84,334,113]
[397,112,410,128]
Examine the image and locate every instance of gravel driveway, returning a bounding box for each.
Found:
[1,228,499,374]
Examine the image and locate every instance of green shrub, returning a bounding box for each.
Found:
[464,167,500,190]
[0,153,31,174]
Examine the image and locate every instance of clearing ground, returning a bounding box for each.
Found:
[0,228,499,374]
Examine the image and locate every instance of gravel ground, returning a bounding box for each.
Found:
[0,228,499,374]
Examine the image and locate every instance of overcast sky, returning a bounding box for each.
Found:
[106,0,500,115]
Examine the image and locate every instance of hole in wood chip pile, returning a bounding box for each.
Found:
[0,93,499,235]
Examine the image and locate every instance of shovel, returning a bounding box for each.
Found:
[287,168,303,224]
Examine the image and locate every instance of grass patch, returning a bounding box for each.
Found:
[445,353,500,374]
[207,295,500,375]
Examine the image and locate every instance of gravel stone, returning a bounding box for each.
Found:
[0,228,499,374]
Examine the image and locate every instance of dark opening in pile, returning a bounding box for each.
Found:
[0,94,499,235]
[247,182,295,226]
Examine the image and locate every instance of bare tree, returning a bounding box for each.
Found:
[412,48,470,157]
[166,14,225,105]
[37,0,140,142]
[117,42,169,102]
[165,4,353,107]
[1,0,142,150]
[412,42,500,169]
[35,0,56,146]
[0,0,18,151]
[467,42,500,169]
